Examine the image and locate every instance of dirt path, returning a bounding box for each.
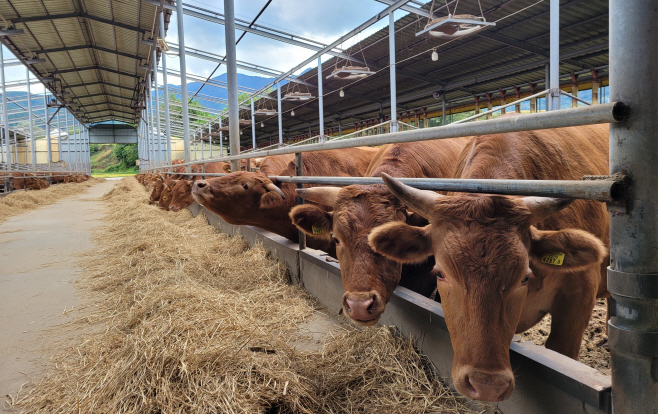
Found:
[0,180,117,411]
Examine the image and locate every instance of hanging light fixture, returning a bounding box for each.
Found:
[240,130,243,135]
[339,88,345,98]
[261,121,264,128]
[291,110,295,116]
[431,49,438,61]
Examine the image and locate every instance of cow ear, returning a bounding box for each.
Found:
[223,164,231,173]
[405,211,429,227]
[529,227,606,272]
[368,223,433,264]
[289,204,333,239]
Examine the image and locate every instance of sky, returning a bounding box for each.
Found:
[0,1,411,106]
[161,0,405,86]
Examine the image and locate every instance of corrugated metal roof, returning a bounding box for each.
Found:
[0,0,173,125]
[251,0,609,146]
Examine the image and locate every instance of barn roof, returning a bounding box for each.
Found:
[0,0,171,125]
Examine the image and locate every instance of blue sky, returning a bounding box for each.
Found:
[162,0,405,85]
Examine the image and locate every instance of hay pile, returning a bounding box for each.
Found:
[520,300,610,375]
[11,178,476,414]
[0,178,104,226]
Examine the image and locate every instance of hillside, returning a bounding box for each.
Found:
[90,144,138,176]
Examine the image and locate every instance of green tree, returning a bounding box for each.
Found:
[113,144,139,167]
[169,93,213,129]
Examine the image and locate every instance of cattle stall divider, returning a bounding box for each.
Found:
[149,3,658,409]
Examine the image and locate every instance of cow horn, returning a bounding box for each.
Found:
[265,182,286,199]
[522,197,575,224]
[381,173,441,219]
[296,187,340,206]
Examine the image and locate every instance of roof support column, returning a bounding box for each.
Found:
[609,1,658,412]
[0,47,10,176]
[56,108,61,162]
[219,117,223,156]
[277,81,283,145]
[317,56,325,143]
[545,63,550,110]
[224,0,240,172]
[250,98,256,151]
[153,49,162,168]
[64,110,69,170]
[441,93,446,126]
[388,11,397,133]
[176,0,191,171]
[143,109,149,170]
[43,94,51,169]
[27,68,35,172]
[147,71,154,169]
[549,0,560,111]
[160,9,172,164]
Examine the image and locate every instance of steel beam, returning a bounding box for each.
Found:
[11,12,148,34]
[0,47,10,173]
[34,45,143,60]
[66,81,136,91]
[177,0,191,170]
[160,9,172,164]
[224,0,240,172]
[51,66,141,79]
[389,11,398,133]
[549,0,561,110]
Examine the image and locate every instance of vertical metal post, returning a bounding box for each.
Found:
[64,110,69,170]
[201,129,205,159]
[295,152,305,250]
[545,63,551,111]
[0,46,10,177]
[219,119,223,156]
[609,1,658,412]
[549,0,560,111]
[388,11,397,133]
[277,81,283,146]
[13,131,17,162]
[159,10,172,164]
[176,0,191,170]
[43,95,51,170]
[147,72,154,168]
[317,56,325,142]
[224,0,240,172]
[441,94,446,126]
[56,109,61,163]
[27,68,35,172]
[194,132,198,160]
[338,117,342,136]
[250,98,256,151]
[209,123,212,158]
[153,49,162,167]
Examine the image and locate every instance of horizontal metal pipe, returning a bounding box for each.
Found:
[157,172,621,202]
[161,102,627,168]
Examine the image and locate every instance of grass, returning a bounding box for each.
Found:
[92,172,137,178]
[90,144,138,176]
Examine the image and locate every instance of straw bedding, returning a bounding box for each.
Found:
[519,300,610,375]
[0,178,104,226]
[11,178,477,414]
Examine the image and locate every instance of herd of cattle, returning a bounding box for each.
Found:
[136,123,610,402]
[1,172,91,191]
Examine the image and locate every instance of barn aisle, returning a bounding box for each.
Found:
[0,180,117,410]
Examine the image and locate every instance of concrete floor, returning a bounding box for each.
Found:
[0,180,116,411]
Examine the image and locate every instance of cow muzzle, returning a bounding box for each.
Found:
[342,291,383,327]
[192,180,209,202]
[454,366,514,402]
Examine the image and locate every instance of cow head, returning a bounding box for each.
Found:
[368,174,606,402]
[168,180,197,212]
[159,184,173,211]
[190,172,286,221]
[290,185,424,327]
[150,180,166,204]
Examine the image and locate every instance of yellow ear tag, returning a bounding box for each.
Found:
[312,225,324,235]
[541,252,565,266]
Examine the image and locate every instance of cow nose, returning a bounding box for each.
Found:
[463,371,513,402]
[194,180,207,191]
[345,297,378,322]
[169,205,178,212]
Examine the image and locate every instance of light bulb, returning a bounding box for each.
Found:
[291,110,295,116]
[339,88,345,97]
[261,122,264,128]
[431,50,438,61]
[240,130,243,135]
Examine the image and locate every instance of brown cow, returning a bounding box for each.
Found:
[190,148,378,252]
[168,179,198,212]
[159,184,174,211]
[290,139,468,326]
[368,124,609,402]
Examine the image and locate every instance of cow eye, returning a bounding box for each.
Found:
[432,269,445,280]
[521,273,532,285]
[242,183,249,190]
[330,233,340,245]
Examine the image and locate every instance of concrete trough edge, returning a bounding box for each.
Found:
[187,203,611,414]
